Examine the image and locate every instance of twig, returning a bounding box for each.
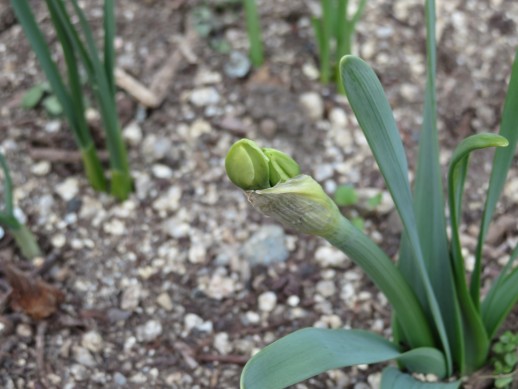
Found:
[196,353,249,365]
[36,321,49,388]
[29,148,109,163]
[115,34,197,108]
[115,68,160,108]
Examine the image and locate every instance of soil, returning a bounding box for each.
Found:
[0,0,518,388]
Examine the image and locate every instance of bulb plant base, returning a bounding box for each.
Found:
[225,0,518,387]
[0,152,42,260]
[10,224,42,260]
[11,0,132,201]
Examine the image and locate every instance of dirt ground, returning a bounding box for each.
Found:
[0,0,518,388]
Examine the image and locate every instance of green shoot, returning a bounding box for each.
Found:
[0,152,42,260]
[243,0,264,67]
[11,0,132,200]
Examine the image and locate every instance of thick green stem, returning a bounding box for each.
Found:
[244,0,264,68]
[81,143,107,192]
[9,222,42,260]
[319,0,333,84]
[110,166,133,201]
[325,216,436,349]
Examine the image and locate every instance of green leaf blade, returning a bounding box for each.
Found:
[240,328,446,389]
[446,133,506,371]
[340,54,452,373]
[473,48,518,306]
[398,0,463,371]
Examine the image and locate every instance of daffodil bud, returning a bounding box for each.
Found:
[225,139,271,190]
[247,175,341,237]
[262,148,300,186]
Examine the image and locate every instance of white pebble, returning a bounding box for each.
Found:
[258,291,277,312]
[81,331,103,353]
[55,178,79,201]
[299,92,324,121]
[31,161,51,176]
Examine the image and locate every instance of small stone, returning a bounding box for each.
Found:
[51,233,67,248]
[142,135,172,162]
[204,273,237,300]
[258,291,277,312]
[316,280,336,297]
[136,320,162,342]
[299,92,324,121]
[152,164,173,179]
[47,374,62,385]
[188,244,206,264]
[163,219,190,239]
[81,331,103,353]
[156,293,173,311]
[195,68,223,85]
[329,108,347,128]
[242,225,288,266]
[244,311,260,324]
[504,177,518,203]
[302,62,319,80]
[44,120,61,133]
[31,161,51,176]
[73,345,97,367]
[315,245,348,267]
[113,372,127,386]
[55,178,79,201]
[189,119,211,138]
[214,332,232,354]
[16,323,32,338]
[123,121,143,146]
[224,51,251,79]
[314,164,334,181]
[184,313,213,333]
[70,364,89,381]
[189,87,220,107]
[287,295,300,307]
[130,372,147,384]
[103,219,125,235]
[120,285,141,311]
[153,186,182,212]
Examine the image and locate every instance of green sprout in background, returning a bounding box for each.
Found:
[243,0,264,67]
[312,0,367,89]
[225,0,518,387]
[11,0,132,200]
[0,152,41,260]
[492,331,518,388]
[21,82,64,116]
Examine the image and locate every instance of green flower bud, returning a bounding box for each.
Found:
[225,139,270,190]
[247,175,341,237]
[262,148,300,186]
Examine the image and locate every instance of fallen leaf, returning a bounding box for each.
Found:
[1,263,64,320]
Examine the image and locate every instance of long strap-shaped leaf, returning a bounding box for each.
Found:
[472,48,518,307]
[340,55,451,373]
[10,0,79,145]
[482,244,518,338]
[447,133,507,371]
[103,0,116,95]
[381,366,461,389]
[398,0,463,369]
[70,0,131,199]
[326,216,435,348]
[240,328,447,389]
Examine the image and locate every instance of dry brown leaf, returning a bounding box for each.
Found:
[1,263,64,320]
